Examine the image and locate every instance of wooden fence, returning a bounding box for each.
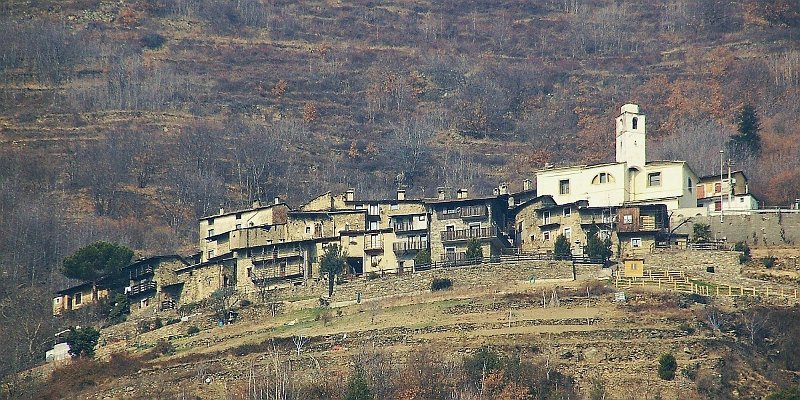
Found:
[614,270,800,302]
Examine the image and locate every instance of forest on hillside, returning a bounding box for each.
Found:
[1,0,800,380]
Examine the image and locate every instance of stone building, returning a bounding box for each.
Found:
[122,255,189,313]
[696,170,759,214]
[425,188,512,262]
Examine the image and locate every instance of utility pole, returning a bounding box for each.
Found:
[719,150,724,223]
[727,158,733,210]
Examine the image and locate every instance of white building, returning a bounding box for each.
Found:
[536,104,699,211]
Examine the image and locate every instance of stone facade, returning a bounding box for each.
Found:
[673,212,800,246]
[426,194,510,262]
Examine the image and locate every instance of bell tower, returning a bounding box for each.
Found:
[615,104,646,169]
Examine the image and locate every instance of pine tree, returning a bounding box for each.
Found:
[729,104,761,156]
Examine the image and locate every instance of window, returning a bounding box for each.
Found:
[632,117,638,130]
[559,179,570,195]
[418,215,425,221]
[687,178,693,193]
[592,172,614,185]
[714,182,721,193]
[306,226,311,234]
[623,215,633,224]
[563,208,571,217]
[542,211,551,224]
[235,223,242,230]
[446,208,455,214]
[369,204,380,216]
[235,213,242,220]
[714,200,722,211]
[208,218,214,225]
[739,197,744,203]
[563,227,571,239]
[631,238,641,248]
[648,172,661,187]
[391,203,399,210]
[207,229,215,237]
[349,235,356,244]
[208,249,215,258]
[74,292,82,305]
[543,231,551,241]
[369,221,378,230]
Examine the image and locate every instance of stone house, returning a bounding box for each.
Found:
[615,204,669,257]
[170,258,237,306]
[512,198,590,255]
[425,188,512,262]
[52,279,113,316]
[198,200,289,263]
[122,255,189,313]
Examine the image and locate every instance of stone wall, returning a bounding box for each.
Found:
[673,212,800,246]
[246,260,577,303]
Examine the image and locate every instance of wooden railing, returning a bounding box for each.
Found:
[440,226,499,242]
[128,265,154,280]
[364,240,383,251]
[436,205,488,220]
[393,240,428,252]
[128,280,156,296]
[614,271,799,302]
[393,222,425,232]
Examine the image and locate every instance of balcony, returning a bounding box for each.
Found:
[440,226,499,242]
[436,205,489,220]
[538,216,561,227]
[393,222,425,232]
[128,265,154,280]
[393,240,428,253]
[364,240,383,251]
[128,280,156,296]
[252,251,301,262]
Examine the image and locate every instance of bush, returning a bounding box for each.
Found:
[414,249,432,266]
[762,256,776,268]
[431,277,453,291]
[344,370,372,400]
[150,339,175,357]
[465,238,483,261]
[240,299,252,307]
[658,353,677,380]
[187,325,200,336]
[154,317,163,329]
[66,326,101,358]
[136,320,152,333]
[734,242,751,264]
[107,293,129,324]
[554,234,572,260]
[141,33,166,49]
[766,387,800,400]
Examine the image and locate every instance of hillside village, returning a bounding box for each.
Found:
[52,104,795,318]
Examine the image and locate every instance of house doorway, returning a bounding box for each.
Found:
[347,257,364,276]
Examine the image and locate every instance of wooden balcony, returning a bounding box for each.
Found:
[128,265,154,280]
[364,240,383,251]
[252,251,301,262]
[393,240,428,253]
[128,280,156,296]
[436,205,488,220]
[393,222,425,232]
[440,226,499,242]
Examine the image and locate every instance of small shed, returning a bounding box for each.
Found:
[622,258,645,278]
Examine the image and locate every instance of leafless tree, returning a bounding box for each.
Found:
[292,334,308,357]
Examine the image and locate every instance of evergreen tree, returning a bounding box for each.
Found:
[465,238,483,261]
[584,228,612,261]
[344,369,372,400]
[729,104,761,156]
[554,234,572,260]
[62,241,133,300]
[66,326,101,358]
[320,244,346,297]
[658,353,677,380]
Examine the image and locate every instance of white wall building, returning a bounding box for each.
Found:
[536,104,699,210]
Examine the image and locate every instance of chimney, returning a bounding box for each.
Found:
[493,188,500,196]
[499,183,508,195]
[219,207,225,214]
[345,189,355,202]
[523,179,532,191]
[437,187,446,200]
[252,200,261,208]
[273,196,281,205]
[457,189,468,199]
[397,189,406,201]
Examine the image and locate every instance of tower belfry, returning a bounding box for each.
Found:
[615,103,646,169]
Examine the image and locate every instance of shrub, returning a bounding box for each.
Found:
[414,249,432,266]
[658,353,677,380]
[465,238,483,261]
[150,339,175,357]
[367,271,380,280]
[762,256,776,268]
[107,293,129,324]
[431,277,453,291]
[66,326,101,358]
[154,317,163,329]
[240,299,252,307]
[187,325,200,336]
[344,370,372,400]
[141,33,166,49]
[766,387,800,400]
[734,242,751,264]
[136,320,152,333]
[554,234,572,260]
[692,223,712,243]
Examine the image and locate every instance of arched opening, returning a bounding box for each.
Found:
[632,117,638,130]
